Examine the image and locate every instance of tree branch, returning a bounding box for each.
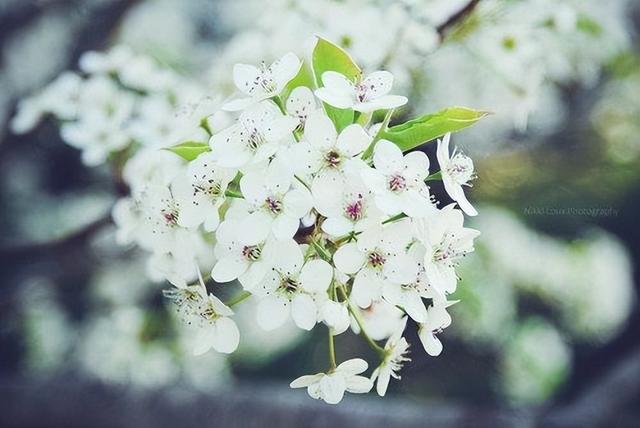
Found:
[0,213,112,262]
[436,0,481,40]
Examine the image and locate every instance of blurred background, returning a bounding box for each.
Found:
[0,0,639,427]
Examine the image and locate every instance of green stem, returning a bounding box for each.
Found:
[336,284,385,355]
[382,213,407,225]
[362,108,395,160]
[224,189,244,199]
[328,327,337,369]
[311,238,332,262]
[272,95,287,115]
[425,170,442,182]
[225,290,252,307]
[295,175,311,190]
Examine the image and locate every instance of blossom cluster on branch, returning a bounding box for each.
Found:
[12,38,484,403]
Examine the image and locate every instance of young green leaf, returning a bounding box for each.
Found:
[380,107,490,152]
[165,141,210,161]
[282,62,315,101]
[311,37,361,131]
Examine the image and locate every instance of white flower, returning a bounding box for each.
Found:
[211,219,280,291]
[413,204,480,296]
[437,133,478,216]
[371,317,410,396]
[210,101,298,168]
[313,168,382,237]
[286,86,318,131]
[381,247,430,323]
[171,152,237,231]
[224,52,302,111]
[255,240,333,331]
[286,110,371,182]
[333,220,416,308]
[315,70,407,112]
[235,159,313,242]
[320,299,351,335]
[349,299,406,341]
[164,285,240,355]
[361,139,434,217]
[418,300,455,357]
[290,358,372,404]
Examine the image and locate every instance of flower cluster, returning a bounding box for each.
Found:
[11,45,204,166]
[14,38,483,403]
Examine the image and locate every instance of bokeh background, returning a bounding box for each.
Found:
[1,1,639,427]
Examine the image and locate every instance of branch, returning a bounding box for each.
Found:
[0,213,112,262]
[540,346,640,427]
[436,0,481,40]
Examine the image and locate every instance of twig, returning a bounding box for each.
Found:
[0,213,113,262]
[436,0,481,40]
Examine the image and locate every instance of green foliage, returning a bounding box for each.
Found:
[165,141,210,161]
[380,107,490,151]
[311,37,361,131]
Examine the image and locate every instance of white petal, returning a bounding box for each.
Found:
[333,242,366,274]
[238,211,272,245]
[299,259,333,293]
[355,95,408,113]
[233,64,262,96]
[346,375,373,394]
[211,256,249,283]
[319,374,346,404]
[256,295,290,331]
[272,215,300,240]
[351,270,383,308]
[336,358,368,375]
[291,293,318,330]
[286,86,316,122]
[336,124,371,157]
[418,328,443,356]
[373,139,404,174]
[375,368,391,396]
[321,71,355,96]
[271,52,302,91]
[315,88,353,109]
[211,317,240,354]
[290,373,323,388]
[322,216,353,237]
[303,110,337,149]
[403,292,428,323]
[362,71,393,99]
[284,187,313,217]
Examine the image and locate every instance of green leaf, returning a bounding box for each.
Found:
[380,107,490,151]
[165,141,210,161]
[576,14,603,36]
[311,37,361,131]
[282,62,315,101]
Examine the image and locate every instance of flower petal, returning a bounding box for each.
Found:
[291,293,318,330]
[256,295,290,331]
[333,242,366,274]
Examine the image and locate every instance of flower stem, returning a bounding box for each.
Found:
[311,238,332,262]
[336,284,385,355]
[224,189,244,199]
[225,290,252,307]
[361,108,395,160]
[424,170,442,182]
[328,327,337,369]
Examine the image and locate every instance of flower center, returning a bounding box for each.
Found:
[324,150,342,168]
[200,302,221,321]
[161,209,179,226]
[433,233,466,268]
[279,277,300,294]
[242,245,262,261]
[344,198,364,221]
[248,128,267,151]
[355,82,371,103]
[388,174,407,192]
[447,152,475,185]
[264,196,283,215]
[368,251,386,268]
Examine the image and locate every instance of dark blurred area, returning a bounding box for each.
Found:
[1,1,639,427]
